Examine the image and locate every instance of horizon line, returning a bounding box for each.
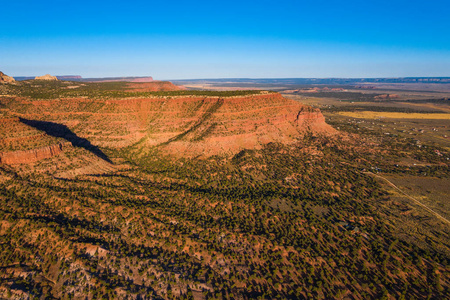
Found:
[10,75,450,80]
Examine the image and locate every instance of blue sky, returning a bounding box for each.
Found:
[1,0,449,79]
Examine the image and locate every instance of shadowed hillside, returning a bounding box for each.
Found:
[19,118,111,163]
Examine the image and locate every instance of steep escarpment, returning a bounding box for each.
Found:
[2,92,334,158]
[134,92,334,156]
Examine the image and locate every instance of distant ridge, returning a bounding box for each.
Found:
[12,76,450,84]
[172,77,450,85]
[85,76,153,82]
[57,75,82,80]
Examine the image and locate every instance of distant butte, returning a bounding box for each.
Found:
[35,74,58,81]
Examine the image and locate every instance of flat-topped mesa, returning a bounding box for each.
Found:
[0,71,15,83]
[1,91,336,159]
[35,74,58,81]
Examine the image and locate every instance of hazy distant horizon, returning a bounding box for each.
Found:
[11,75,450,82]
[2,0,449,79]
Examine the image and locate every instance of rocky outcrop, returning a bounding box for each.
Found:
[0,143,67,164]
[0,71,15,83]
[35,74,58,81]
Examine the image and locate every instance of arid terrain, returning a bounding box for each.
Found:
[0,74,449,299]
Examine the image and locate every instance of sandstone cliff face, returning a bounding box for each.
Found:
[87,92,334,156]
[140,93,335,156]
[0,71,15,83]
[3,92,335,158]
[35,74,58,81]
[0,142,67,164]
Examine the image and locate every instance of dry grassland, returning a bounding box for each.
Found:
[338,111,450,119]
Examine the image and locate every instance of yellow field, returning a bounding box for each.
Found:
[337,111,450,119]
[398,102,450,113]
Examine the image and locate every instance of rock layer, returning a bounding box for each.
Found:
[136,93,335,156]
[0,142,67,164]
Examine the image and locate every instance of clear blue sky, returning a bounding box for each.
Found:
[1,0,449,79]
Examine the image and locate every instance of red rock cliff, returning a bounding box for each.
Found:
[0,142,67,164]
[5,92,335,157]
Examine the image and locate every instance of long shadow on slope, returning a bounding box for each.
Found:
[159,98,224,146]
[19,118,112,163]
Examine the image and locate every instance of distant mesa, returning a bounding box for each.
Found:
[13,75,155,82]
[57,75,83,80]
[0,71,15,84]
[91,76,154,83]
[129,76,154,83]
[35,74,58,81]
